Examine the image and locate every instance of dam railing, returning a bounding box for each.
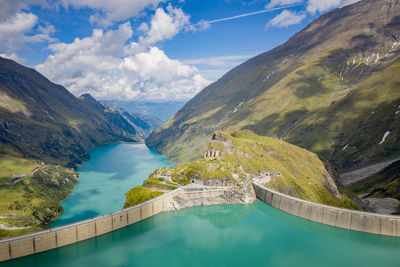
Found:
[253,182,400,237]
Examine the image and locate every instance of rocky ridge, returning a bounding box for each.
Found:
[126,130,358,210]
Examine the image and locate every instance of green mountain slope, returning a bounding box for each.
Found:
[147,0,400,173]
[0,163,78,238]
[127,130,358,209]
[0,56,155,168]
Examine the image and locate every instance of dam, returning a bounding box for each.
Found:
[1,183,400,263]
[0,185,241,262]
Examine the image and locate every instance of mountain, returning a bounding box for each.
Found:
[126,130,358,210]
[147,0,400,175]
[80,95,162,139]
[0,56,150,168]
[109,100,186,121]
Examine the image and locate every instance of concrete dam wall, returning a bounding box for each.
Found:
[0,185,232,262]
[2,182,400,262]
[253,182,400,237]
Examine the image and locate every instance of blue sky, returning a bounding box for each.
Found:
[0,0,360,101]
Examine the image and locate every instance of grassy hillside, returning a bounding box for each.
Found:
[147,0,400,175]
[126,130,358,209]
[0,162,78,239]
[0,156,39,184]
[123,186,164,208]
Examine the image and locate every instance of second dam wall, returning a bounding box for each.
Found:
[253,182,400,237]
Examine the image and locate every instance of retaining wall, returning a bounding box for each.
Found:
[0,185,231,262]
[3,182,399,262]
[253,182,400,237]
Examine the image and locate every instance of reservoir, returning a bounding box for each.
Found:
[5,143,400,266]
[51,143,175,227]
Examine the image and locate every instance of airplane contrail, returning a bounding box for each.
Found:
[206,4,301,24]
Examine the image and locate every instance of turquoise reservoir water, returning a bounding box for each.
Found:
[4,202,400,267]
[4,143,400,266]
[51,143,174,227]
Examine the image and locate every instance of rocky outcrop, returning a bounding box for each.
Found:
[170,184,256,210]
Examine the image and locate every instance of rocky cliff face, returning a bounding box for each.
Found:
[170,184,256,210]
[147,0,400,174]
[0,57,151,168]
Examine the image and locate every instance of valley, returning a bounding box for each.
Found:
[0,0,400,265]
[0,56,163,237]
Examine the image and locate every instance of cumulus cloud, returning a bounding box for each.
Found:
[61,0,166,27]
[266,0,304,9]
[36,21,210,101]
[265,0,361,28]
[307,0,360,13]
[267,9,306,28]
[0,12,56,57]
[0,0,51,21]
[0,53,25,62]
[140,5,190,45]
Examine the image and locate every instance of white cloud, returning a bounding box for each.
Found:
[121,47,209,100]
[0,12,56,56]
[265,0,361,28]
[61,0,166,27]
[36,21,210,101]
[183,55,253,67]
[138,22,149,32]
[0,53,25,62]
[183,55,254,81]
[306,0,360,13]
[0,0,51,21]
[267,9,306,27]
[266,0,304,8]
[140,5,190,45]
[186,20,211,32]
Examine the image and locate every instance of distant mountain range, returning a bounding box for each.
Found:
[109,100,186,122]
[0,56,160,168]
[81,95,163,139]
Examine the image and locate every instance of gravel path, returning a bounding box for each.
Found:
[340,157,400,185]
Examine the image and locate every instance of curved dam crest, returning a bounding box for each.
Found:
[2,181,400,262]
[0,185,235,261]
